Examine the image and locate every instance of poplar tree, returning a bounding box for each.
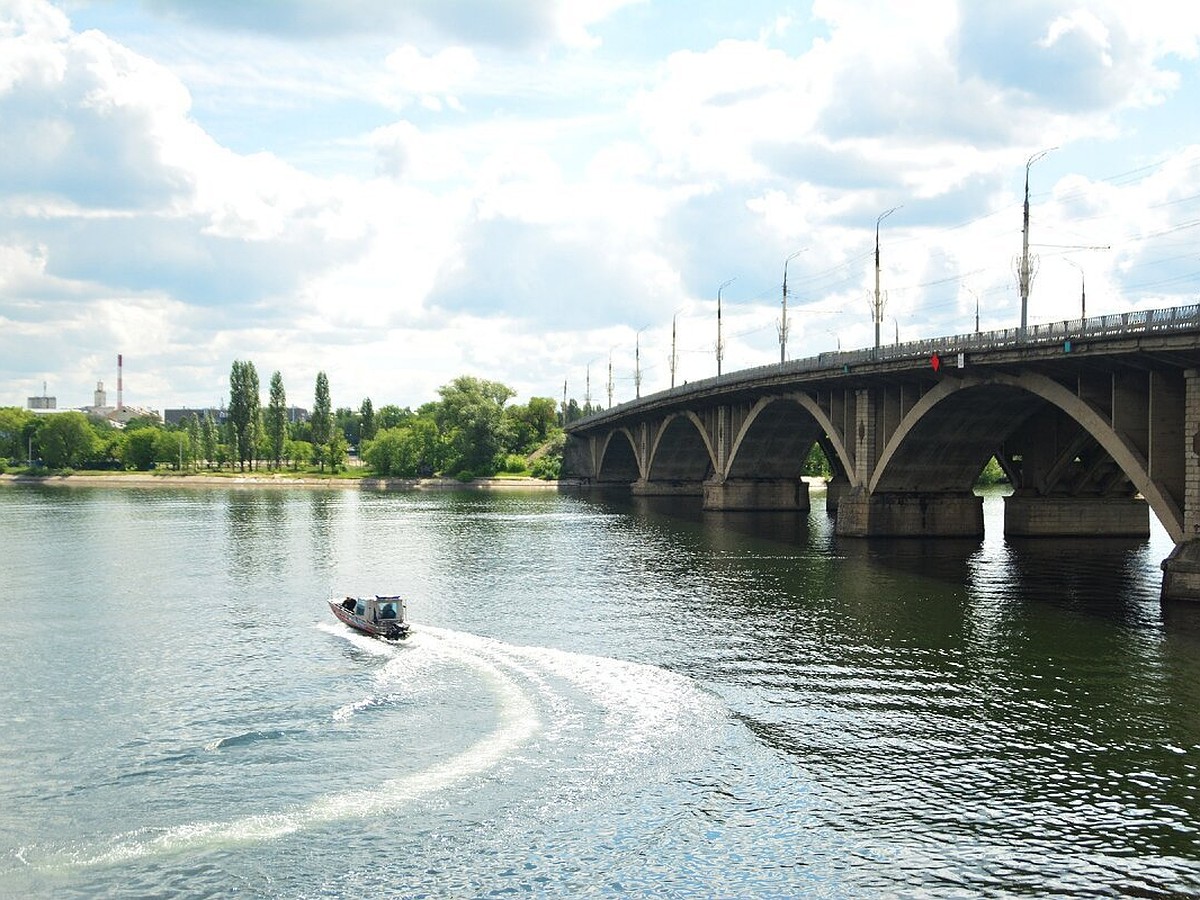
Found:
[360,397,376,443]
[312,371,332,472]
[201,411,217,469]
[266,371,288,470]
[228,360,261,471]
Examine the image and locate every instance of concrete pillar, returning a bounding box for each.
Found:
[1004,494,1149,537]
[702,478,809,511]
[825,476,851,515]
[1161,368,1200,601]
[835,491,983,537]
[631,478,704,497]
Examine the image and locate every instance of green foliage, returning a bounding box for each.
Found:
[501,453,527,474]
[327,431,349,473]
[359,398,377,442]
[0,407,37,461]
[36,412,99,469]
[287,439,312,471]
[228,360,262,471]
[266,371,288,469]
[121,427,160,470]
[376,404,412,430]
[530,454,561,480]
[432,375,515,476]
[362,418,442,477]
[153,429,190,470]
[802,442,832,478]
[312,371,333,471]
[976,456,1009,486]
[200,412,218,469]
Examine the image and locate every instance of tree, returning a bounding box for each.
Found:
[359,397,377,443]
[228,360,262,471]
[363,417,443,477]
[287,439,313,470]
[376,404,412,430]
[120,427,159,470]
[311,371,333,472]
[504,396,559,455]
[266,371,288,470]
[432,375,515,476]
[185,414,200,471]
[36,412,99,469]
[334,406,360,447]
[0,407,37,463]
[200,412,218,469]
[154,429,189,471]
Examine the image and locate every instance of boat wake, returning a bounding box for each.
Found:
[10,623,726,875]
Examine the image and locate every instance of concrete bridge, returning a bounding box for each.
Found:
[561,304,1200,602]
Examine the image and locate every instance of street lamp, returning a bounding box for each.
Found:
[634,326,648,398]
[716,278,735,376]
[670,309,685,389]
[1019,147,1056,337]
[607,348,615,408]
[872,206,900,350]
[779,249,806,364]
[1065,259,1086,321]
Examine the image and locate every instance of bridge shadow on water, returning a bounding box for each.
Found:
[580,488,1189,633]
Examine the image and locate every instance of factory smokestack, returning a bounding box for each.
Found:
[117,354,123,410]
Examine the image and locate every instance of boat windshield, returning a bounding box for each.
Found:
[379,602,399,619]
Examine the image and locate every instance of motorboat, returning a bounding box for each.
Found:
[328,594,411,640]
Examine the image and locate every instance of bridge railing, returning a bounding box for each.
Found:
[569,302,1200,428]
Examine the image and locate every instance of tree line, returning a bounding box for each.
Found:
[0,364,564,480]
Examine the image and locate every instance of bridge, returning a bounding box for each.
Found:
[561,304,1200,603]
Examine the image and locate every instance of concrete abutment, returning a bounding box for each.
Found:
[835,491,984,537]
[1003,494,1150,537]
[702,478,810,511]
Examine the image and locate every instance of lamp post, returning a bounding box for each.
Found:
[670,309,684,389]
[1065,259,1086,320]
[634,327,647,398]
[607,349,614,409]
[1019,147,1055,337]
[779,249,806,364]
[872,206,900,350]
[716,278,735,376]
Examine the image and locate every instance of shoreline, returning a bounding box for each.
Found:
[0,472,572,491]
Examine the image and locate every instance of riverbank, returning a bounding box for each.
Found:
[0,472,570,491]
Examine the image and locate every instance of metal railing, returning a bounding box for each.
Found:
[569,303,1200,429]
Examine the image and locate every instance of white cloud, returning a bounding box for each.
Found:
[2,0,1200,412]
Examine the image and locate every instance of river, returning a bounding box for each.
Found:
[1,482,1198,898]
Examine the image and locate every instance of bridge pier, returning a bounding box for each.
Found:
[835,491,983,537]
[702,478,809,511]
[1162,543,1200,602]
[1003,494,1150,537]
[631,478,703,497]
[825,477,850,515]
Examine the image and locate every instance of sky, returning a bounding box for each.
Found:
[2,0,1200,415]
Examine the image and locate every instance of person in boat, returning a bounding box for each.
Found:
[341,597,356,611]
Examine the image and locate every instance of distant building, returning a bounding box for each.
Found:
[27,381,55,410]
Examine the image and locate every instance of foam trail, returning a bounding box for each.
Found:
[56,627,539,868]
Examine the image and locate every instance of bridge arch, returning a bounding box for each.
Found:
[595,428,643,484]
[727,393,854,482]
[870,371,1183,541]
[646,411,716,482]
